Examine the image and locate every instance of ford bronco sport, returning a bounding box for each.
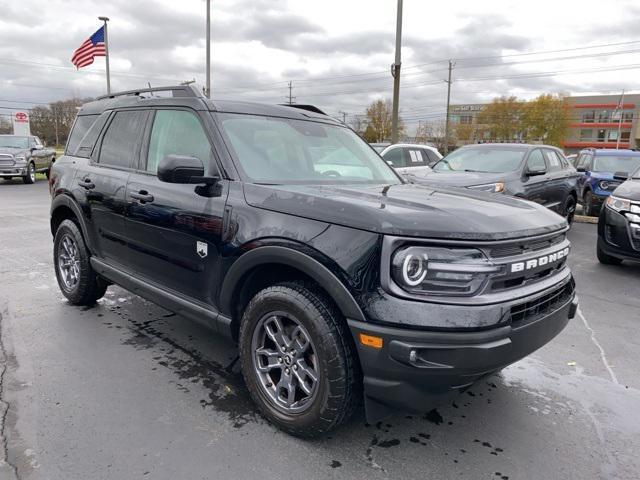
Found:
[50,85,578,437]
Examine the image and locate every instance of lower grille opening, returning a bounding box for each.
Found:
[509,279,575,327]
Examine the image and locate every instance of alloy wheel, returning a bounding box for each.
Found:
[29,164,35,182]
[251,312,319,413]
[57,234,81,291]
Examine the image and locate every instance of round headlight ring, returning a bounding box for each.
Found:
[402,253,428,286]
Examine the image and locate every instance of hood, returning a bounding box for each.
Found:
[243,183,566,241]
[419,170,511,187]
[0,147,28,156]
[612,178,640,202]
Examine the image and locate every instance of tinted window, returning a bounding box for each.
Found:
[218,114,399,184]
[527,150,546,172]
[98,110,147,169]
[75,112,110,159]
[147,110,213,174]
[382,147,406,168]
[66,115,99,155]
[544,150,562,171]
[424,149,440,166]
[434,147,526,173]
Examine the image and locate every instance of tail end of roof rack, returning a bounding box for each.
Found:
[97,84,203,100]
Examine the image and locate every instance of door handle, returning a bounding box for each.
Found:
[77,178,95,189]
[130,191,154,203]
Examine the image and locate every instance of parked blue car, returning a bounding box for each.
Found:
[575,148,640,216]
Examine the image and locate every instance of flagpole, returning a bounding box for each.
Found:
[98,16,111,95]
[205,0,211,98]
[616,89,625,149]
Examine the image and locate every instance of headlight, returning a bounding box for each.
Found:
[606,195,631,212]
[391,246,502,296]
[599,180,610,190]
[468,182,505,193]
[14,155,26,163]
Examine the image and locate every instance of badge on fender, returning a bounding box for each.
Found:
[196,241,208,258]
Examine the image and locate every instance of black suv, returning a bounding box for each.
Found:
[423,143,580,224]
[50,86,578,437]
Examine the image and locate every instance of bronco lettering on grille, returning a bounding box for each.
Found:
[510,247,570,273]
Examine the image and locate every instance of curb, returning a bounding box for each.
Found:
[574,215,598,224]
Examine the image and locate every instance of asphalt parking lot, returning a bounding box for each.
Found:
[1,180,639,480]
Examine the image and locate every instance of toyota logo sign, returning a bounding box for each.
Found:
[14,112,29,123]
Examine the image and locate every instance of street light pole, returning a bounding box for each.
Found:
[98,16,111,95]
[390,0,403,144]
[205,0,211,98]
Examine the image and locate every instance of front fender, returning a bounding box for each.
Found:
[219,245,366,323]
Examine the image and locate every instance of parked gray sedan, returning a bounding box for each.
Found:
[0,134,56,184]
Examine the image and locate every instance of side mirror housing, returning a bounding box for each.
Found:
[576,166,586,172]
[526,167,547,177]
[157,154,205,184]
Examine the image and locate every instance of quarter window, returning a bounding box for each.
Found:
[383,148,406,168]
[98,110,147,169]
[147,110,213,174]
[66,115,99,155]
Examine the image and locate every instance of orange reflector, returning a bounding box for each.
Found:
[359,333,383,349]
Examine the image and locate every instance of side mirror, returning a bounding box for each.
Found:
[157,154,205,184]
[526,167,546,177]
[576,166,586,172]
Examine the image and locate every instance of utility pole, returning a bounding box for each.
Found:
[390,0,403,144]
[98,16,110,95]
[205,0,211,98]
[443,60,454,154]
[616,89,625,149]
[286,81,296,105]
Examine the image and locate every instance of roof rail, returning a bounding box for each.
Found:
[96,84,202,101]
[279,104,327,115]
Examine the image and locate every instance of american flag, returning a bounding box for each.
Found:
[71,26,106,68]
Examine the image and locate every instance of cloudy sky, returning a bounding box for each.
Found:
[1,0,639,128]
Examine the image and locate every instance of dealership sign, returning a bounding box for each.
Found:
[12,111,30,136]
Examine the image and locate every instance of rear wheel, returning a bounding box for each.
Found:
[239,282,359,438]
[54,219,108,305]
[597,243,622,265]
[22,162,35,184]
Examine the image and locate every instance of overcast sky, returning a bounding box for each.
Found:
[1,0,639,128]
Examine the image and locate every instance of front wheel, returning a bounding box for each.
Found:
[22,162,35,184]
[564,195,577,225]
[239,282,360,438]
[54,219,108,305]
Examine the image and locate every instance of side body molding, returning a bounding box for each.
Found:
[219,245,366,323]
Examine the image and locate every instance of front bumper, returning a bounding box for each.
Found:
[349,280,577,421]
[0,166,28,177]
[598,206,640,261]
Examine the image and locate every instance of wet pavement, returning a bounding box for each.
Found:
[1,180,639,480]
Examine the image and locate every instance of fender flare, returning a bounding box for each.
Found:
[50,194,91,250]
[219,245,366,323]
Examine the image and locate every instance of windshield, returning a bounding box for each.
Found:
[0,136,28,149]
[433,147,526,173]
[217,114,400,184]
[593,155,640,174]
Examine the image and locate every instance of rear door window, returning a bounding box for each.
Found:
[98,110,148,169]
[407,149,426,167]
[544,150,562,172]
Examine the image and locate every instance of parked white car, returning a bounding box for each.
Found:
[380,143,442,177]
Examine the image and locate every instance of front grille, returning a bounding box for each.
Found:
[0,154,15,167]
[490,233,565,258]
[509,279,575,327]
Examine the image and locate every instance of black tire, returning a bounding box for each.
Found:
[564,195,577,225]
[583,190,597,217]
[53,219,108,305]
[22,162,35,184]
[597,242,623,265]
[239,282,360,438]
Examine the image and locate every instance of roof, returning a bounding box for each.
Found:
[459,143,557,150]
[382,143,440,152]
[77,85,339,124]
[590,149,640,156]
